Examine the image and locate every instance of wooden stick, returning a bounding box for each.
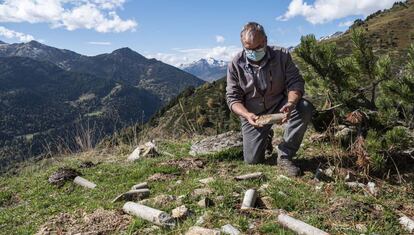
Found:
[241,189,257,210]
[131,182,148,190]
[256,113,285,126]
[123,202,175,227]
[278,213,330,235]
[73,176,96,189]
[235,172,264,180]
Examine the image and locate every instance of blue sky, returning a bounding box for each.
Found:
[0,0,400,66]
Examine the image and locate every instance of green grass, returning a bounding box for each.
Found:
[0,140,412,234]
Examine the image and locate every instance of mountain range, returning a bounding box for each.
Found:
[0,41,204,102]
[180,57,228,82]
[0,41,204,170]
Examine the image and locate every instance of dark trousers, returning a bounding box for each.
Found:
[241,98,314,164]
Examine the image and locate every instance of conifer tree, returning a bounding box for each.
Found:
[296,28,413,173]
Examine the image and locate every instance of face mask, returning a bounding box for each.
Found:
[245,46,266,62]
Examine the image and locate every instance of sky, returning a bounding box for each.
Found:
[0,0,402,66]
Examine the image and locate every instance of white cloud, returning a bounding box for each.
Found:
[0,0,137,33]
[339,20,353,27]
[88,41,111,45]
[277,0,400,24]
[215,35,225,43]
[0,26,34,42]
[146,46,241,66]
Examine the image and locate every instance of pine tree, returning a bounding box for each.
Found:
[296,28,413,174]
[378,43,414,128]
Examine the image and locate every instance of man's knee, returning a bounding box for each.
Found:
[243,145,264,164]
[296,99,314,123]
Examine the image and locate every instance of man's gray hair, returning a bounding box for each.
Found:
[240,22,267,42]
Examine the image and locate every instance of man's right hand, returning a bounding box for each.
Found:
[244,112,262,128]
[230,103,262,128]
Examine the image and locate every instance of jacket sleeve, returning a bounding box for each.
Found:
[284,51,305,96]
[226,62,244,112]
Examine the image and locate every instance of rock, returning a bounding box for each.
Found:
[127,141,158,161]
[112,189,150,203]
[345,182,365,188]
[172,205,190,219]
[367,182,379,196]
[315,182,324,191]
[334,126,356,141]
[324,166,335,177]
[193,188,213,197]
[344,171,356,182]
[248,222,256,229]
[399,215,414,233]
[309,132,328,142]
[131,182,148,190]
[199,177,215,184]
[185,226,221,235]
[221,224,241,235]
[355,223,367,232]
[189,131,242,156]
[258,183,270,193]
[48,167,80,186]
[234,172,264,180]
[197,197,214,208]
[177,195,186,204]
[258,196,273,209]
[195,213,207,226]
[215,196,224,202]
[314,167,330,182]
[148,173,177,181]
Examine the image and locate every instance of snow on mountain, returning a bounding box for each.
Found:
[319,31,344,41]
[179,57,228,82]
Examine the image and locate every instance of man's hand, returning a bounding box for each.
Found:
[244,112,262,128]
[279,101,296,123]
[231,103,263,128]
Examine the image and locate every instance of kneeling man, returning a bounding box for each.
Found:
[226,22,314,176]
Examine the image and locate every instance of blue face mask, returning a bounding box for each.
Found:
[245,46,266,62]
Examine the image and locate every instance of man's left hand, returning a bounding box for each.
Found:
[279,101,296,123]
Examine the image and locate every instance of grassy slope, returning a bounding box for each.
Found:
[328,0,414,59]
[1,135,413,234]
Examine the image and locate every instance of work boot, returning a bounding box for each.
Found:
[277,156,300,177]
